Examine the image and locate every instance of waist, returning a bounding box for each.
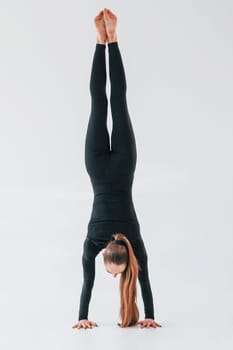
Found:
[90,194,137,221]
[87,220,141,241]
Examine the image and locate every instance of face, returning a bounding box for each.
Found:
[104,262,126,278]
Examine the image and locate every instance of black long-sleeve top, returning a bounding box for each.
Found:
[78,178,155,321]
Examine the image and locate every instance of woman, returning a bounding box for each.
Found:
[72,8,162,329]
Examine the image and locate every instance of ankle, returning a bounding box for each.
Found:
[97,36,107,45]
[108,34,117,43]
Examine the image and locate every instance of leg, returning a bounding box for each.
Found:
[108,42,137,170]
[103,8,136,168]
[85,43,110,175]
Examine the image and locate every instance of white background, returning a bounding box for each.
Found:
[0,0,233,349]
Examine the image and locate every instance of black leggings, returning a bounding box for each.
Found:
[85,42,137,181]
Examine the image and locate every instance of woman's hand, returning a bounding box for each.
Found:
[72,319,98,329]
[136,318,162,328]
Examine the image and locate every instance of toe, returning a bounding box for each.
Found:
[95,11,104,23]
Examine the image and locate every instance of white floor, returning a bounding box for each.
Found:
[1,188,232,350]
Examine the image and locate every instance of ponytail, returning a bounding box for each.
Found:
[103,233,139,327]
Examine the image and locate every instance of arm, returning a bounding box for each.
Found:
[131,238,155,319]
[78,255,95,320]
[132,238,162,328]
[78,237,102,320]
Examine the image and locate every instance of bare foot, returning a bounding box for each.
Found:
[94,10,107,44]
[103,8,117,43]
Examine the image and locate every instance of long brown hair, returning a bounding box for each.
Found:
[103,233,139,327]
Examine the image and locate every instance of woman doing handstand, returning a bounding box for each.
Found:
[72,8,162,329]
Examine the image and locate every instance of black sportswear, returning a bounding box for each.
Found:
[78,42,155,321]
